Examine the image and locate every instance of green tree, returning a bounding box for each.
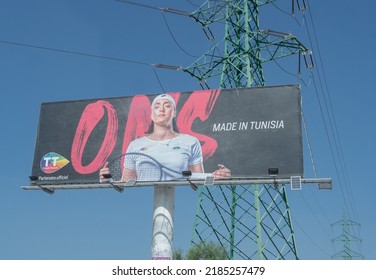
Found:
[174,242,228,260]
[172,248,185,260]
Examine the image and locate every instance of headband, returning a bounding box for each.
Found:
[151,94,176,109]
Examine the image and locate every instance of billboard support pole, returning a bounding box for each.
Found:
[253,184,263,260]
[151,185,175,260]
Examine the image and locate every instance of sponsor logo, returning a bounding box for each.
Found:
[40,152,70,174]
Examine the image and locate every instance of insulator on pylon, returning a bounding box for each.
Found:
[302,51,314,69]
[298,50,301,78]
[309,51,315,68]
[199,80,210,90]
[296,0,307,12]
[292,0,295,16]
[203,27,215,41]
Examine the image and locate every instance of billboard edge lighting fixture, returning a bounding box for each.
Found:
[268,168,279,189]
[182,171,198,191]
[102,173,124,193]
[268,168,279,176]
[29,175,54,195]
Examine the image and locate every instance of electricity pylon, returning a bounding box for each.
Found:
[331,210,363,260]
[183,0,311,259]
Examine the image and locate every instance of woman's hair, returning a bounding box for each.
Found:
[146,119,179,134]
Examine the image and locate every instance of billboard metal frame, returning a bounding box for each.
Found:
[23,177,332,193]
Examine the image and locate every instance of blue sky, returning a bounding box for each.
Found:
[0,0,375,260]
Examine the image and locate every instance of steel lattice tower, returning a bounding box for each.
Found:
[331,210,363,260]
[183,0,311,259]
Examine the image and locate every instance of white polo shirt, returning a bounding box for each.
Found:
[125,134,203,181]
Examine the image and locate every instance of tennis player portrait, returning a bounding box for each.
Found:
[99,93,231,183]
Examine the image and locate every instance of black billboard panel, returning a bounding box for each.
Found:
[31,85,303,184]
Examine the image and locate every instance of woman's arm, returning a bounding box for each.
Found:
[212,164,231,179]
[188,162,231,179]
[188,162,204,173]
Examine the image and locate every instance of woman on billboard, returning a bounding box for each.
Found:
[99,93,231,183]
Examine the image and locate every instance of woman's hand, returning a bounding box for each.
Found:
[99,162,111,182]
[212,164,231,179]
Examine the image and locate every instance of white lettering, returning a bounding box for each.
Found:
[51,156,59,166]
[213,122,238,131]
[213,123,222,131]
[43,157,51,167]
[239,122,248,130]
[213,120,284,131]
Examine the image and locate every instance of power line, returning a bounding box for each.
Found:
[0,39,150,66]
[270,1,306,26]
[185,0,201,8]
[0,39,182,95]
[264,1,336,243]
[307,5,359,224]
[115,0,163,12]
[266,0,361,252]
[161,12,198,58]
[304,1,360,224]
[115,0,190,16]
[302,112,334,227]
[152,67,166,93]
[116,0,204,58]
[298,192,332,239]
[300,1,362,252]
[271,0,361,234]
[292,216,332,257]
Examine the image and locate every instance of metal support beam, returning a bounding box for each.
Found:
[22,177,332,192]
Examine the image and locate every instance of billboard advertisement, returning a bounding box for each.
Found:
[31,85,303,185]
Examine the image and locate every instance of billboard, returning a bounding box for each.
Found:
[31,85,303,185]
